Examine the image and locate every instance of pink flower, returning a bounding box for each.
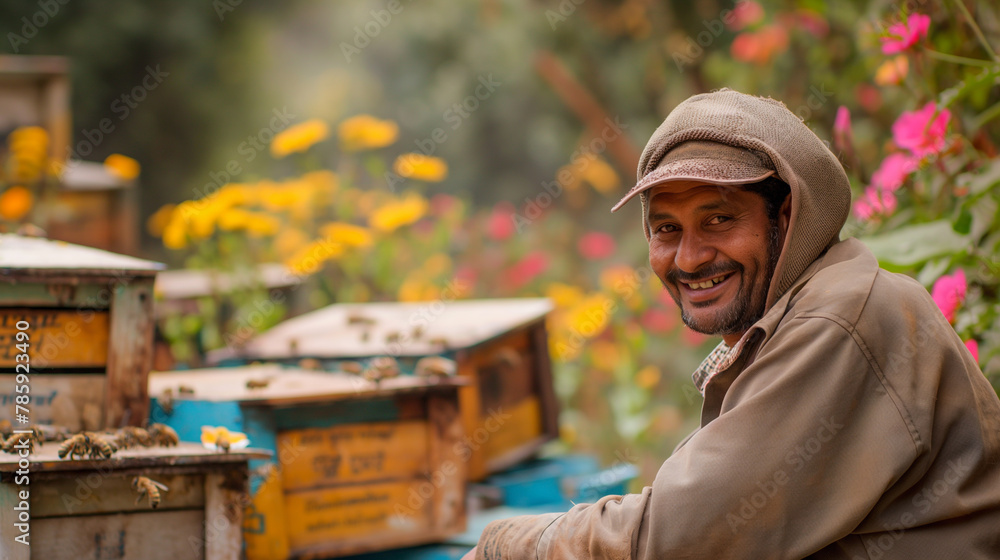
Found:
[487,202,515,241]
[965,339,979,363]
[833,106,852,153]
[880,13,931,54]
[931,269,966,323]
[578,232,616,260]
[504,251,549,290]
[731,25,789,65]
[892,102,951,157]
[871,153,919,191]
[726,0,765,31]
[855,84,882,113]
[853,186,897,221]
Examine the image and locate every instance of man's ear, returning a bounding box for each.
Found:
[778,195,792,239]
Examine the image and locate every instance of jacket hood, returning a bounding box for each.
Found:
[633,88,851,309]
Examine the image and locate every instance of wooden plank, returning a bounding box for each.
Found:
[284,479,432,555]
[32,473,204,518]
[480,396,543,467]
[0,481,30,560]
[0,283,107,308]
[0,308,109,368]
[205,470,246,560]
[427,392,467,536]
[277,421,429,491]
[0,374,105,431]
[0,442,270,475]
[530,321,560,443]
[0,233,162,276]
[244,465,290,560]
[31,509,205,560]
[105,278,155,428]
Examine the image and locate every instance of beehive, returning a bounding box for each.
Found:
[208,298,558,481]
[0,442,267,560]
[148,364,468,559]
[0,234,162,430]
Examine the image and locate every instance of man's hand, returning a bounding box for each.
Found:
[460,546,477,560]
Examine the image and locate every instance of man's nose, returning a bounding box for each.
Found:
[674,232,714,274]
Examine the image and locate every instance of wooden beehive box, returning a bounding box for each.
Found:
[148,365,468,559]
[208,298,557,481]
[0,442,268,560]
[0,234,163,430]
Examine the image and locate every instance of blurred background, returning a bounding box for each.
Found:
[2,0,998,483]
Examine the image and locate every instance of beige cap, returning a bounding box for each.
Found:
[611,140,774,212]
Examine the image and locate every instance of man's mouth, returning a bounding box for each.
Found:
[681,272,734,291]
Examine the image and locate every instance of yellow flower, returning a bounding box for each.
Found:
[397,275,440,302]
[338,115,399,151]
[635,364,661,390]
[147,204,176,237]
[582,157,619,194]
[285,239,344,275]
[393,153,448,182]
[423,253,452,277]
[320,222,374,248]
[545,283,585,308]
[369,193,428,233]
[273,228,309,256]
[566,293,613,338]
[215,184,253,208]
[104,154,141,181]
[875,55,909,86]
[8,126,49,183]
[0,186,33,221]
[245,213,281,237]
[549,329,583,362]
[270,119,329,158]
[218,209,253,231]
[163,219,188,250]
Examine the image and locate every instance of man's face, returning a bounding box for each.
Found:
[646,184,784,340]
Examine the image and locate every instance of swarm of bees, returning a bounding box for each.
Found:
[132,476,169,509]
[362,356,400,385]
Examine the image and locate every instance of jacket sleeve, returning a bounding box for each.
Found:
[474,316,919,559]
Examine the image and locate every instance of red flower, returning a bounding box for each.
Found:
[932,269,966,323]
[578,232,616,260]
[880,13,931,54]
[487,202,515,241]
[833,106,852,153]
[503,251,549,290]
[731,25,789,65]
[853,186,896,221]
[892,102,950,158]
[429,193,459,216]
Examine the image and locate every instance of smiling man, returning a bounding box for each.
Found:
[464,89,1000,559]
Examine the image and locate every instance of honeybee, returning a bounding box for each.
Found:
[132,476,169,509]
[115,426,153,449]
[159,388,175,416]
[2,431,40,454]
[411,325,425,340]
[35,424,68,442]
[245,378,271,390]
[147,423,179,447]
[428,336,450,348]
[415,356,457,379]
[340,361,363,375]
[298,358,322,370]
[385,331,401,343]
[178,385,195,395]
[363,356,400,384]
[58,433,93,460]
[347,313,376,326]
[88,436,116,460]
[218,438,230,453]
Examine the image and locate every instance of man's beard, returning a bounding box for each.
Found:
[665,225,782,336]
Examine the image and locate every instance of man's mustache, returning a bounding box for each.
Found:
[666,261,742,284]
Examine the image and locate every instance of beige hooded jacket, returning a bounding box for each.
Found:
[474,90,1000,559]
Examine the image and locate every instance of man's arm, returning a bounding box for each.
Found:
[473,316,919,559]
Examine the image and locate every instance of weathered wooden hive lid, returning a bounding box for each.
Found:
[210,297,553,362]
[155,263,301,301]
[0,233,164,278]
[149,364,466,405]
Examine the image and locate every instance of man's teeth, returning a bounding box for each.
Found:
[687,275,727,290]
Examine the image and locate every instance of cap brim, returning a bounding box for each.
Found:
[611,141,775,212]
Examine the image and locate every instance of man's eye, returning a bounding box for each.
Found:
[708,215,732,225]
[656,224,678,234]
